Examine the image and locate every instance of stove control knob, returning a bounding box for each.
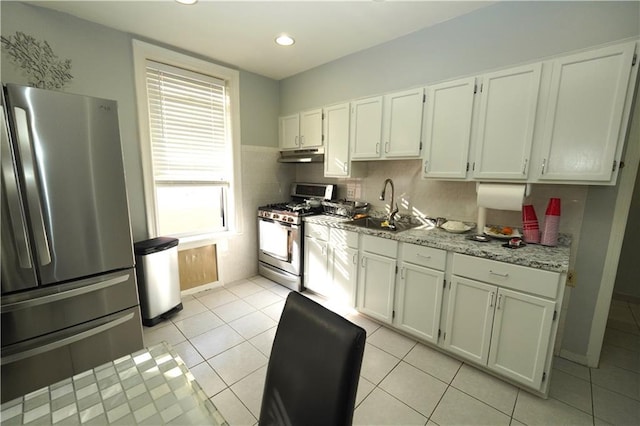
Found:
[273,214,279,220]
[288,217,294,222]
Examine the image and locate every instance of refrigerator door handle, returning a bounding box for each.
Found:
[13,107,51,266]
[1,104,33,269]
[0,311,135,366]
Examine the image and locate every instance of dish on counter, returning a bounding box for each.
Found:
[484,226,522,240]
[441,221,475,234]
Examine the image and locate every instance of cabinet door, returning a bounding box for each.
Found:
[488,288,555,389]
[443,276,496,364]
[473,63,542,180]
[324,103,351,177]
[539,42,636,182]
[356,252,396,323]
[422,78,475,179]
[329,245,358,308]
[350,96,383,160]
[303,236,328,295]
[300,108,323,148]
[279,114,300,150]
[395,263,444,344]
[383,88,424,158]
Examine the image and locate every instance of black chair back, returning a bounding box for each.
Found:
[259,292,366,426]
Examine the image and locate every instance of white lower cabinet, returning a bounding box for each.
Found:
[444,253,559,390]
[304,223,358,308]
[395,262,444,344]
[303,234,328,295]
[356,235,398,323]
[327,229,358,308]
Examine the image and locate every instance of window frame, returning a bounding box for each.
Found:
[132,40,243,246]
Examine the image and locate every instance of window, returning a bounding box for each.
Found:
[133,41,242,241]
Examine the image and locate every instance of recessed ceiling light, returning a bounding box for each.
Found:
[175,0,198,5]
[275,34,295,47]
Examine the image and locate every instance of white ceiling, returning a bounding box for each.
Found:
[29,0,494,80]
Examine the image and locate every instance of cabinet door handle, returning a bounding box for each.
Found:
[489,270,509,278]
[424,160,429,174]
[295,135,299,146]
[361,257,366,268]
[352,253,357,265]
[385,142,390,153]
[541,158,547,175]
[343,163,348,173]
[489,291,495,308]
[375,142,380,154]
[400,267,405,279]
[497,294,503,310]
[522,158,528,175]
[300,135,305,146]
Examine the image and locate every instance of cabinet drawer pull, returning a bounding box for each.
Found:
[416,253,432,260]
[489,270,509,278]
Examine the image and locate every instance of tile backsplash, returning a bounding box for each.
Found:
[295,159,587,265]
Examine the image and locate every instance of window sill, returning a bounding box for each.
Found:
[175,230,236,251]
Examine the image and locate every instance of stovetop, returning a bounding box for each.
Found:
[258,202,323,224]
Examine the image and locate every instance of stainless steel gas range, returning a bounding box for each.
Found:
[258,183,336,291]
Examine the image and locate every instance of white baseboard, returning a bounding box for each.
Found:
[559,349,591,367]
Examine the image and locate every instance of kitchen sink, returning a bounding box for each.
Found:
[348,217,421,232]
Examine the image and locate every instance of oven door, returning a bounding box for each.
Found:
[258,218,300,276]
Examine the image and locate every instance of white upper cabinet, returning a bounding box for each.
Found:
[279,108,323,150]
[382,88,424,158]
[323,102,351,177]
[279,114,300,150]
[350,96,383,159]
[422,77,476,179]
[299,109,323,148]
[473,63,542,180]
[351,89,424,160]
[537,42,637,183]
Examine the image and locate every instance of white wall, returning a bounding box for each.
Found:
[1,2,293,282]
[281,0,640,363]
[614,163,640,299]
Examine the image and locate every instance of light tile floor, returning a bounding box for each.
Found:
[142,276,640,425]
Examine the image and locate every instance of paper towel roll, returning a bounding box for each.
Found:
[476,183,526,211]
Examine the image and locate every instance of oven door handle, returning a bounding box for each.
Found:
[259,217,297,229]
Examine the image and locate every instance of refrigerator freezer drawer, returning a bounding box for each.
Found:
[1,269,139,347]
[0,305,143,403]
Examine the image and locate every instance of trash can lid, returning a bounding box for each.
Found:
[134,237,179,255]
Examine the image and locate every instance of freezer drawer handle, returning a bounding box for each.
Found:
[1,273,130,312]
[13,107,51,266]
[1,105,32,268]
[0,311,134,366]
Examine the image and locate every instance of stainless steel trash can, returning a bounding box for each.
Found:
[134,237,183,326]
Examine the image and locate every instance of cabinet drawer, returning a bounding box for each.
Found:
[330,229,358,248]
[452,254,559,298]
[401,243,446,271]
[305,223,328,241]
[361,234,398,258]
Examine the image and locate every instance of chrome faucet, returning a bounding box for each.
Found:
[379,178,398,226]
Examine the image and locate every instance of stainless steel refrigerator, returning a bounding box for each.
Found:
[1,83,143,402]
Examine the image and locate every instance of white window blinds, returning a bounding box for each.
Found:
[145,60,230,183]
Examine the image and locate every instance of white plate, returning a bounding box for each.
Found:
[441,221,474,234]
[483,226,521,240]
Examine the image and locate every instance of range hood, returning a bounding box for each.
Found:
[278,148,324,163]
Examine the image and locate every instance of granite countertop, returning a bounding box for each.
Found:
[304,214,571,273]
[0,342,227,426]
